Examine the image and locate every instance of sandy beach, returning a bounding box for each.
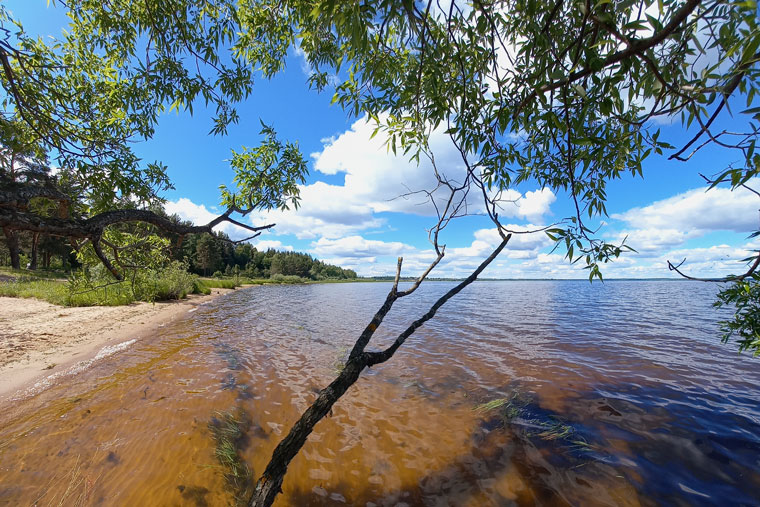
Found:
[0,289,234,403]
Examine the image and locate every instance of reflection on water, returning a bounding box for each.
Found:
[1,281,759,506]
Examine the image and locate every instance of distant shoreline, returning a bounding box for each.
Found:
[354,277,698,282]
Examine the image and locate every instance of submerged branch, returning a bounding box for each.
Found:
[248,235,510,507]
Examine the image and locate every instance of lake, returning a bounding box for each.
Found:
[1,281,759,506]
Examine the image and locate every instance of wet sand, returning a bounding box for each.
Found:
[0,289,235,403]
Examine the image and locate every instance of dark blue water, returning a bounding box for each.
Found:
[232,279,760,505]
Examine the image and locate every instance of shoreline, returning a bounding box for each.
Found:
[0,288,237,404]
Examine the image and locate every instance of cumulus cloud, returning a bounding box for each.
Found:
[249,182,385,240]
[311,235,411,258]
[252,240,293,251]
[609,181,760,254]
[249,116,555,240]
[165,198,253,240]
[312,116,556,219]
[615,228,699,255]
[315,225,556,278]
[310,116,465,216]
[613,182,760,233]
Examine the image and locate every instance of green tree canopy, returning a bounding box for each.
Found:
[0,1,306,279]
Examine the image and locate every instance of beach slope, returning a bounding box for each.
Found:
[0,290,232,401]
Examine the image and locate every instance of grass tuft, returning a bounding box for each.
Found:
[474,390,599,453]
[208,407,253,505]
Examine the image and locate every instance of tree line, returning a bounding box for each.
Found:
[0,214,357,282]
[172,229,357,280]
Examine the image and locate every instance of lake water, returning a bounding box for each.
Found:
[1,281,759,506]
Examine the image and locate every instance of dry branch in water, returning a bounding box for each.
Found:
[249,236,510,506]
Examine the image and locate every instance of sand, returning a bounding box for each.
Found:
[0,289,234,402]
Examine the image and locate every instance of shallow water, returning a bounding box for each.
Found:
[1,281,759,506]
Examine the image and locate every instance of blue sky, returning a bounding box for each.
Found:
[9,1,760,278]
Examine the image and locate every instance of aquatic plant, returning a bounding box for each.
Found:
[31,453,102,506]
[208,408,254,506]
[214,342,243,371]
[330,346,349,374]
[475,391,596,450]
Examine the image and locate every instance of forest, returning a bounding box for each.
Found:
[0,224,357,281]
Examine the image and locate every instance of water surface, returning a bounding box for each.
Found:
[1,281,758,506]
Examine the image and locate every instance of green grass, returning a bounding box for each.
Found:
[0,277,134,306]
[1,263,195,307]
[197,277,241,289]
[473,397,510,414]
[0,266,68,281]
[0,268,389,308]
[0,278,69,305]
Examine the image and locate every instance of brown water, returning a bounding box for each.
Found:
[1,281,759,506]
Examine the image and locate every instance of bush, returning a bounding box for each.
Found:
[1,261,200,306]
[213,270,223,279]
[132,261,197,302]
[66,266,135,306]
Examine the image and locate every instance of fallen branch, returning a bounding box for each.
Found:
[248,234,511,506]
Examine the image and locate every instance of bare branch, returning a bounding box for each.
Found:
[668,254,760,282]
[365,234,511,367]
[670,51,760,162]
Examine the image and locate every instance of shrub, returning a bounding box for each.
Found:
[132,261,197,301]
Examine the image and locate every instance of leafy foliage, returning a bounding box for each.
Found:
[221,123,308,214]
[251,0,760,352]
[715,274,760,355]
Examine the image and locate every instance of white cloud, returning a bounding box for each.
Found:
[250,182,385,240]
[608,181,760,254]
[511,189,556,222]
[250,116,555,240]
[311,235,410,258]
[165,198,253,240]
[252,240,293,252]
[613,182,760,234]
[311,116,464,216]
[615,228,699,255]
[316,225,557,278]
[312,117,556,220]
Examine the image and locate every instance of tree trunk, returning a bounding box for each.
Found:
[3,227,20,269]
[28,232,39,270]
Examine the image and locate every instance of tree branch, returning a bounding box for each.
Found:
[670,52,760,161]
[513,0,702,118]
[667,254,760,282]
